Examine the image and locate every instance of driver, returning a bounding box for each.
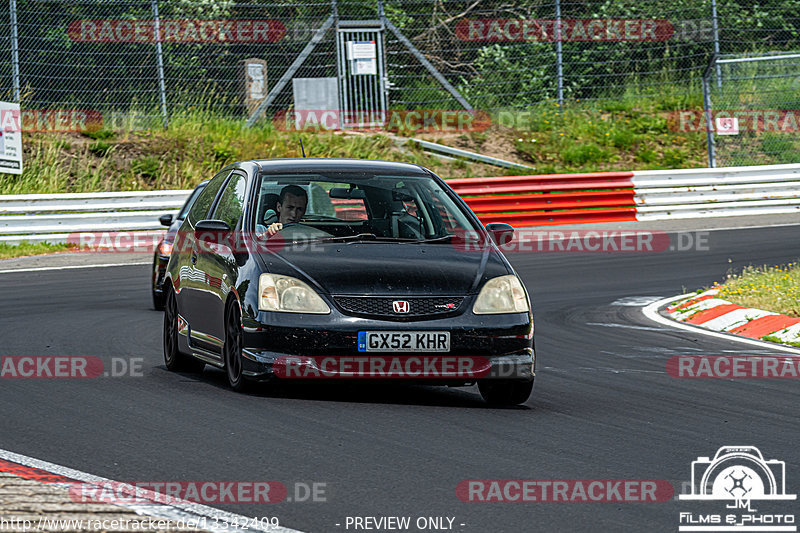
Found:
[266,185,308,236]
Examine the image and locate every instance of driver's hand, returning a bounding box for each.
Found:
[266,222,283,236]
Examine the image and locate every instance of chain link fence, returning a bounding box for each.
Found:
[1,0,800,164]
[704,52,800,167]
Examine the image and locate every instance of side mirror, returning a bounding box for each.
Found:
[195,219,231,244]
[485,222,515,245]
[159,214,173,227]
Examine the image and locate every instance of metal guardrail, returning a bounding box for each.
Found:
[406,139,535,171]
[633,164,800,220]
[449,164,800,226]
[0,190,191,244]
[1,164,799,244]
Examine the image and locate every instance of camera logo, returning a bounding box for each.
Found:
[678,446,795,533]
[680,446,795,501]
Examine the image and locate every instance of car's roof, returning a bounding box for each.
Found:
[247,158,431,177]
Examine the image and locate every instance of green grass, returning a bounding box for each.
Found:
[1,88,713,194]
[2,106,484,194]
[492,88,708,173]
[713,261,800,316]
[763,335,800,347]
[0,242,75,259]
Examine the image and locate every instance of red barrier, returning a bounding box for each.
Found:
[447,172,637,227]
[464,191,635,213]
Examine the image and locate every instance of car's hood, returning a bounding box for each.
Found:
[259,241,511,296]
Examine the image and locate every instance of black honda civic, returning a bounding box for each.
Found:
[163,159,534,405]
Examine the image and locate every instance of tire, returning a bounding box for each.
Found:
[224,302,249,392]
[152,289,166,311]
[152,256,166,310]
[478,379,533,406]
[163,289,205,373]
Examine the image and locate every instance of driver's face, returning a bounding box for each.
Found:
[277,193,307,224]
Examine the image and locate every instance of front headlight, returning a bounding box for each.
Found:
[258,273,330,314]
[473,275,529,314]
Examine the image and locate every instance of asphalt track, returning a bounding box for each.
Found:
[0,224,799,532]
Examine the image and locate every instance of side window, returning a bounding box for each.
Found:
[186,170,229,226]
[211,173,247,229]
[177,184,205,220]
[429,194,458,233]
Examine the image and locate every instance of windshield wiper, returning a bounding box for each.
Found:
[300,214,340,222]
[411,235,455,243]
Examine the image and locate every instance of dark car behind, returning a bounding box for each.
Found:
[151,181,208,309]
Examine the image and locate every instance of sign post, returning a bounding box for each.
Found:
[0,101,23,175]
[242,58,268,115]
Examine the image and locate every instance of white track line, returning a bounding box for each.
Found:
[656,222,800,233]
[515,222,800,233]
[642,294,800,356]
[0,448,304,533]
[0,261,150,274]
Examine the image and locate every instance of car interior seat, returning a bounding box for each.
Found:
[260,193,280,225]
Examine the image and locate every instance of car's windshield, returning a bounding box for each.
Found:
[254,172,479,242]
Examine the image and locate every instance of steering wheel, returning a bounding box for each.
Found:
[278,222,332,239]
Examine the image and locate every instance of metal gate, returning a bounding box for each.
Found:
[336,21,388,129]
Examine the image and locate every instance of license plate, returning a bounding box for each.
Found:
[357,331,450,352]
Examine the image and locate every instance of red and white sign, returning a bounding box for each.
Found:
[0,101,22,175]
[715,116,739,135]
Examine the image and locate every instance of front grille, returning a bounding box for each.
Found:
[334,296,465,319]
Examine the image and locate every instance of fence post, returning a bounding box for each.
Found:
[376,0,389,112]
[711,0,722,88]
[702,66,716,168]
[151,0,168,129]
[9,0,20,102]
[555,0,563,105]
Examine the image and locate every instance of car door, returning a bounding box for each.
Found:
[174,169,231,349]
[198,171,249,348]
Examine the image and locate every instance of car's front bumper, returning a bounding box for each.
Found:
[153,253,170,293]
[239,311,534,383]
